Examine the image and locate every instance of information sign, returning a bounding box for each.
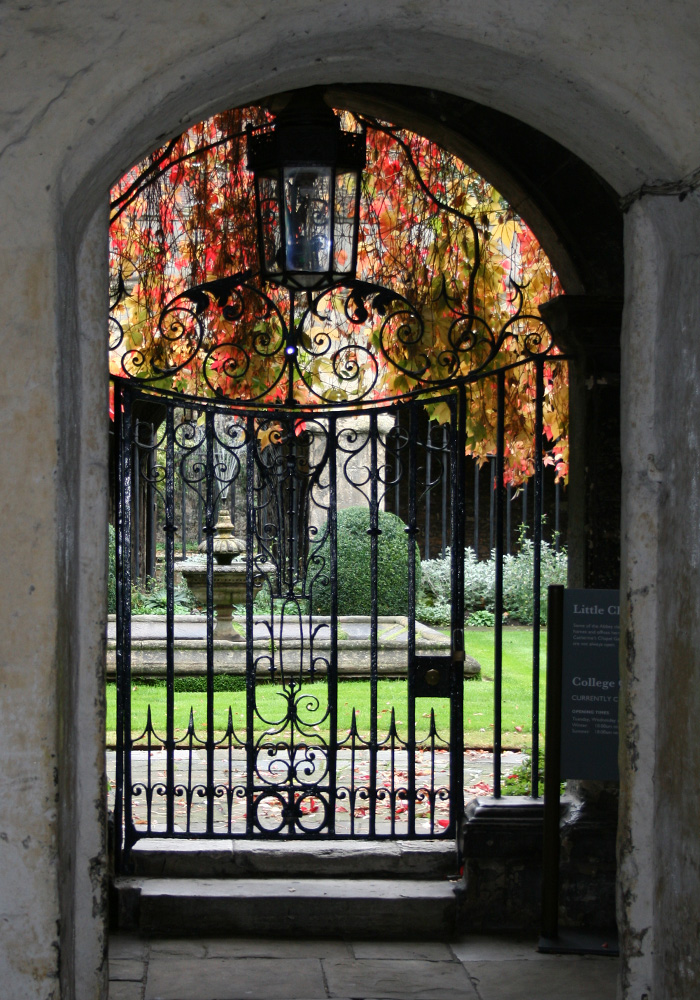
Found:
[560,589,620,781]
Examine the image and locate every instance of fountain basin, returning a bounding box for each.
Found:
[105,614,482,680]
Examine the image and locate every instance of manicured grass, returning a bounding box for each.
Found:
[463,626,545,747]
[106,626,545,751]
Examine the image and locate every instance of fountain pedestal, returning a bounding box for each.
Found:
[180,511,248,641]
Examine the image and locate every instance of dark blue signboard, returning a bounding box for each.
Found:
[560,589,620,781]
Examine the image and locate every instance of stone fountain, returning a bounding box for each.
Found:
[180,510,248,641]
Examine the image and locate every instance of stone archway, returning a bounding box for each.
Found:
[66,80,625,999]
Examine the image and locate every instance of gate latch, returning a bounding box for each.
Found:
[411,655,454,698]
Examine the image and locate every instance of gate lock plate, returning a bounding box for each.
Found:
[411,654,458,698]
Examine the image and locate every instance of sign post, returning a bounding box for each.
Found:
[539,585,620,955]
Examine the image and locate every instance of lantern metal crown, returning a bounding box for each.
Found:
[247,93,366,292]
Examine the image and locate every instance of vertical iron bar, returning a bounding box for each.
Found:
[181,449,187,561]
[555,480,561,551]
[406,403,418,836]
[424,422,432,560]
[114,381,129,869]
[522,479,528,532]
[288,425,297,596]
[113,385,123,870]
[164,405,176,833]
[245,415,256,835]
[394,413,401,517]
[541,585,564,940]
[441,423,448,559]
[531,358,545,796]
[493,373,506,798]
[205,409,215,833]
[506,483,512,556]
[328,415,338,834]
[450,389,466,834]
[146,427,156,580]
[489,456,496,553]
[473,460,479,555]
[132,436,140,585]
[369,412,379,837]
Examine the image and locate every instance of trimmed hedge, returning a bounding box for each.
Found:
[311,506,419,616]
[173,675,246,693]
[130,676,246,692]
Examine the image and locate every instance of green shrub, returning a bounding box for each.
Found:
[421,547,493,611]
[420,552,453,605]
[173,674,246,693]
[467,609,497,627]
[132,576,196,615]
[503,746,565,797]
[311,506,420,616]
[501,526,567,625]
[503,749,544,796]
[463,547,499,612]
[419,525,568,626]
[416,601,452,627]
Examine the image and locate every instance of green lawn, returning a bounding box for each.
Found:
[106,626,545,751]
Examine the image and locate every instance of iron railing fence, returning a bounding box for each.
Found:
[130,416,566,587]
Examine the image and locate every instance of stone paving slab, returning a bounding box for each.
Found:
[322,957,476,999]
[109,984,145,1000]
[465,957,618,1000]
[110,933,620,1000]
[350,941,453,961]
[109,935,149,960]
[150,937,351,959]
[145,956,326,1000]
[109,958,148,981]
[147,939,209,959]
[450,935,554,962]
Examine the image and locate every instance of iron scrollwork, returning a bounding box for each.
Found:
[110,269,554,409]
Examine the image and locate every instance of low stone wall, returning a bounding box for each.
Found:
[106,614,482,680]
[457,792,618,934]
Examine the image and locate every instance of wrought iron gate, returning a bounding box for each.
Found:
[113,378,468,870]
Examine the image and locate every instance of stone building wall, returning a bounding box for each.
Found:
[1,4,700,998]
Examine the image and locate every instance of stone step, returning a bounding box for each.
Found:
[114,876,462,939]
[130,837,458,879]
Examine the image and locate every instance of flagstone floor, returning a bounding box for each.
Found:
[109,932,619,1000]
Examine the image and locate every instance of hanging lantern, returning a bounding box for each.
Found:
[247,93,366,292]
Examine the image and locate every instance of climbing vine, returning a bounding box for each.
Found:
[109,104,567,483]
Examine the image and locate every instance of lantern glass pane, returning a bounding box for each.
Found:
[283,166,332,280]
[333,169,358,276]
[258,175,282,276]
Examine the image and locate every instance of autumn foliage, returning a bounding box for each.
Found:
[109,104,568,483]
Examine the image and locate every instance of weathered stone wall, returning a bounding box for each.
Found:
[1,3,700,998]
[620,192,700,1000]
